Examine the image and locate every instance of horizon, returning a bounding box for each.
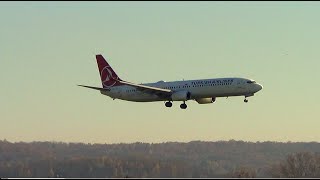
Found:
[3,139,320,145]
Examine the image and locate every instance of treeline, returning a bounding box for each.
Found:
[0,140,320,178]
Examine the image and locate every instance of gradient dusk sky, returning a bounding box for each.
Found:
[1,2,320,143]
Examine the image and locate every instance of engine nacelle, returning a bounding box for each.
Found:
[195,97,216,104]
[171,91,191,101]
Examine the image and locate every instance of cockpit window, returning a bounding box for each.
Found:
[247,80,256,84]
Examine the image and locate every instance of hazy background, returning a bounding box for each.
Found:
[1,2,319,143]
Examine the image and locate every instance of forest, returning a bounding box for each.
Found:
[0,140,320,178]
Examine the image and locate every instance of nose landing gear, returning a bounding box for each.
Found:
[244,94,254,103]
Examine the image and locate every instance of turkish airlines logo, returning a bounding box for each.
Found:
[101,66,117,87]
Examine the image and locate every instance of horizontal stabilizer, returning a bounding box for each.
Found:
[78,85,110,91]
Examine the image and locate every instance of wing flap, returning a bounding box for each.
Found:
[117,80,172,97]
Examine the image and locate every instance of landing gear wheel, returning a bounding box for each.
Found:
[244,99,248,103]
[165,101,172,107]
[180,103,187,109]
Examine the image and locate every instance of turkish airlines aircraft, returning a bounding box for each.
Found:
[79,55,263,109]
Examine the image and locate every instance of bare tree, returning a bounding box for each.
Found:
[231,166,256,178]
[271,152,320,178]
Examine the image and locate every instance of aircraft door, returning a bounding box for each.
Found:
[236,79,246,93]
[113,88,122,98]
[117,89,122,98]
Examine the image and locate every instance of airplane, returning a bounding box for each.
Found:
[78,54,263,109]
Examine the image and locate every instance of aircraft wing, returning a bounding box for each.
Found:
[117,80,172,98]
[78,85,110,91]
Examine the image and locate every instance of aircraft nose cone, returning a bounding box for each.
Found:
[257,84,263,91]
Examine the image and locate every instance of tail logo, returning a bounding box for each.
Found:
[101,66,117,88]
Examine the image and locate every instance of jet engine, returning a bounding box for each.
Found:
[195,97,216,104]
[171,90,191,101]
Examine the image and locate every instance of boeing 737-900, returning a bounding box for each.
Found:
[78,55,263,109]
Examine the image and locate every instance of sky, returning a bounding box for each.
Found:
[1,2,320,144]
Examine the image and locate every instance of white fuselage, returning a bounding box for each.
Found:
[100,77,262,102]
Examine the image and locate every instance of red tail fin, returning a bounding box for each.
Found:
[96,54,123,88]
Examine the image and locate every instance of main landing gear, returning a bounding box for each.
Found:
[180,102,187,109]
[165,101,188,109]
[165,101,172,107]
[244,99,248,103]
